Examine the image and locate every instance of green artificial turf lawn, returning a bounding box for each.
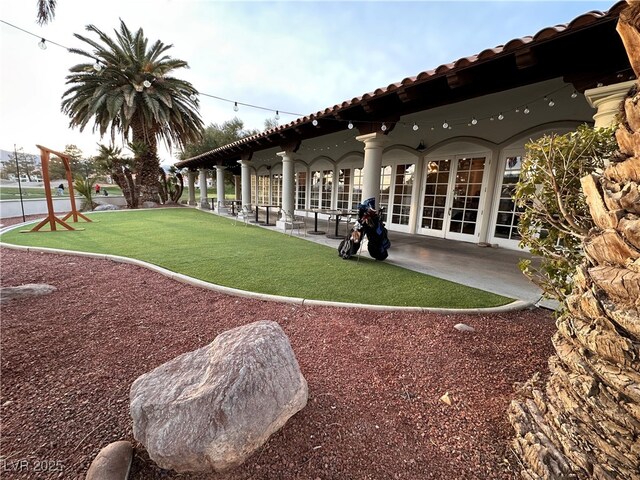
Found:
[0,208,513,308]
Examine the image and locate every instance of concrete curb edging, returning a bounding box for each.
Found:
[0,227,534,313]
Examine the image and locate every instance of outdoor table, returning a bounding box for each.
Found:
[229,200,242,216]
[209,197,216,210]
[260,205,279,226]
[304,208,326,235]
[251,205,265,224]
[325,210,353,239]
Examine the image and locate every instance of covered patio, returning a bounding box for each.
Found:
[176,1,633,255]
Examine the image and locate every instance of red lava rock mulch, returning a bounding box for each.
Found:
[0,242,555,479]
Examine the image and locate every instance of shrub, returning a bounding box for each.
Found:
[515,124,617,302]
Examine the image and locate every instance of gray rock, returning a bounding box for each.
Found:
[130,320,308,473]
[454,323,475,332]
[85,441,133,480]
[95,204,120,211]
[142,201,158,209]
[0,284,56,303]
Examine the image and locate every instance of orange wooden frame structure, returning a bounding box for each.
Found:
[29,144,92,232]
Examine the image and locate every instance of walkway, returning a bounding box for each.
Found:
[240,210,555,309]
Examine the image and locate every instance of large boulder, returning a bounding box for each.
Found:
[130,320,308,473]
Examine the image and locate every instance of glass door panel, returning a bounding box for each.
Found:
[419,159,450,236]
[390,163,415,231]
[491,154,524,247]
[445,156,485,239]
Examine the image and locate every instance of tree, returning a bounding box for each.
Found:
[49,144,94,180]
[179,117,259,186]
[515,125,618,301]
[509,2,640,478]
[178,117,259,160]
[61,20,204,204]
[3,149,40,182]
[36,0,56,25]
[263,116,279,131]
[93,144,138,209]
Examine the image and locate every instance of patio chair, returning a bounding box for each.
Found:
[234,205,253,226]
[282,209,306,236]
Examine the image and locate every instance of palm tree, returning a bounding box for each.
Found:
[61,20,204,203]
[36,0,56,25]
[509,2,640,478]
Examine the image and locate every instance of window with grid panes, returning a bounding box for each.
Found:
[310,170,321,208]
[321,170,333,209]
[494,155,524,240]
[271,173,282,206]
[391,164,414,225]
[250,175,257,206]
[257,175,269,205]
[296,171,306,209]
[351,168,363,209]
[379,165,392,212]
[337,169,351,211]
[421,159,450,231]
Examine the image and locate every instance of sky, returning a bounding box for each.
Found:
[0,0,617,165]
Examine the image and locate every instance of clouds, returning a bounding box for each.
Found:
[0,0,614,164]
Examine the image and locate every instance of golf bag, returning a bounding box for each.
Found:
[337,197,391,261]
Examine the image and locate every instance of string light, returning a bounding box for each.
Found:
[1,18,609,137]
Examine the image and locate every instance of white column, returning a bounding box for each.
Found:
[187,170,196,206]
[277,151,295,222]
[356,132,387,207]
[215,164,227,213]
[584,80,635,128]
[239,160,252,208]
[198,168,209,209]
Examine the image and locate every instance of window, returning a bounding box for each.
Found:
[296,171,307,209]
[494,155,524,240]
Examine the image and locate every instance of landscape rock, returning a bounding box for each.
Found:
[453,323,475,332]
[142,201,158,209]
[95,204,120,211]
[130,320,308,473]
[85,440,133,480]
[0,283,56,303]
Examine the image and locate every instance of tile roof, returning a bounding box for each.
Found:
[176,0,628,168]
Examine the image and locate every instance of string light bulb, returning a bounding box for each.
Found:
[189,93,197,101]
[93,60,103,72]
[498,113,504,120]
[471,117,478,125]
[571,90,578,99]
[381,122,387,132]
[412,123,419,131]
[233,102,239,112]
[143,80,151,88]
[347,121,354,129]
[548,98,555,107]
[442,121,449,129]
[312,119,318,126]
[275,110,280,120]
[523,106,530,114]
[38,38,47,50]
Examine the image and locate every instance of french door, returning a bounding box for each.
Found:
[418,154,488,241]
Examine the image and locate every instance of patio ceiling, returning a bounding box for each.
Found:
[175,0,633,171]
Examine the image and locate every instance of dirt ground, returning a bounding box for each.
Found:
[0,219,555,480]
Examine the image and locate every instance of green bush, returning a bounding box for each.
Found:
[515,124,617,302]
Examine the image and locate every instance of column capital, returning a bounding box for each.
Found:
[237,160,252,167]
[355,132,388,148]
[276,150,295,161]
[215,164,225,171]
[584,80,636,128]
